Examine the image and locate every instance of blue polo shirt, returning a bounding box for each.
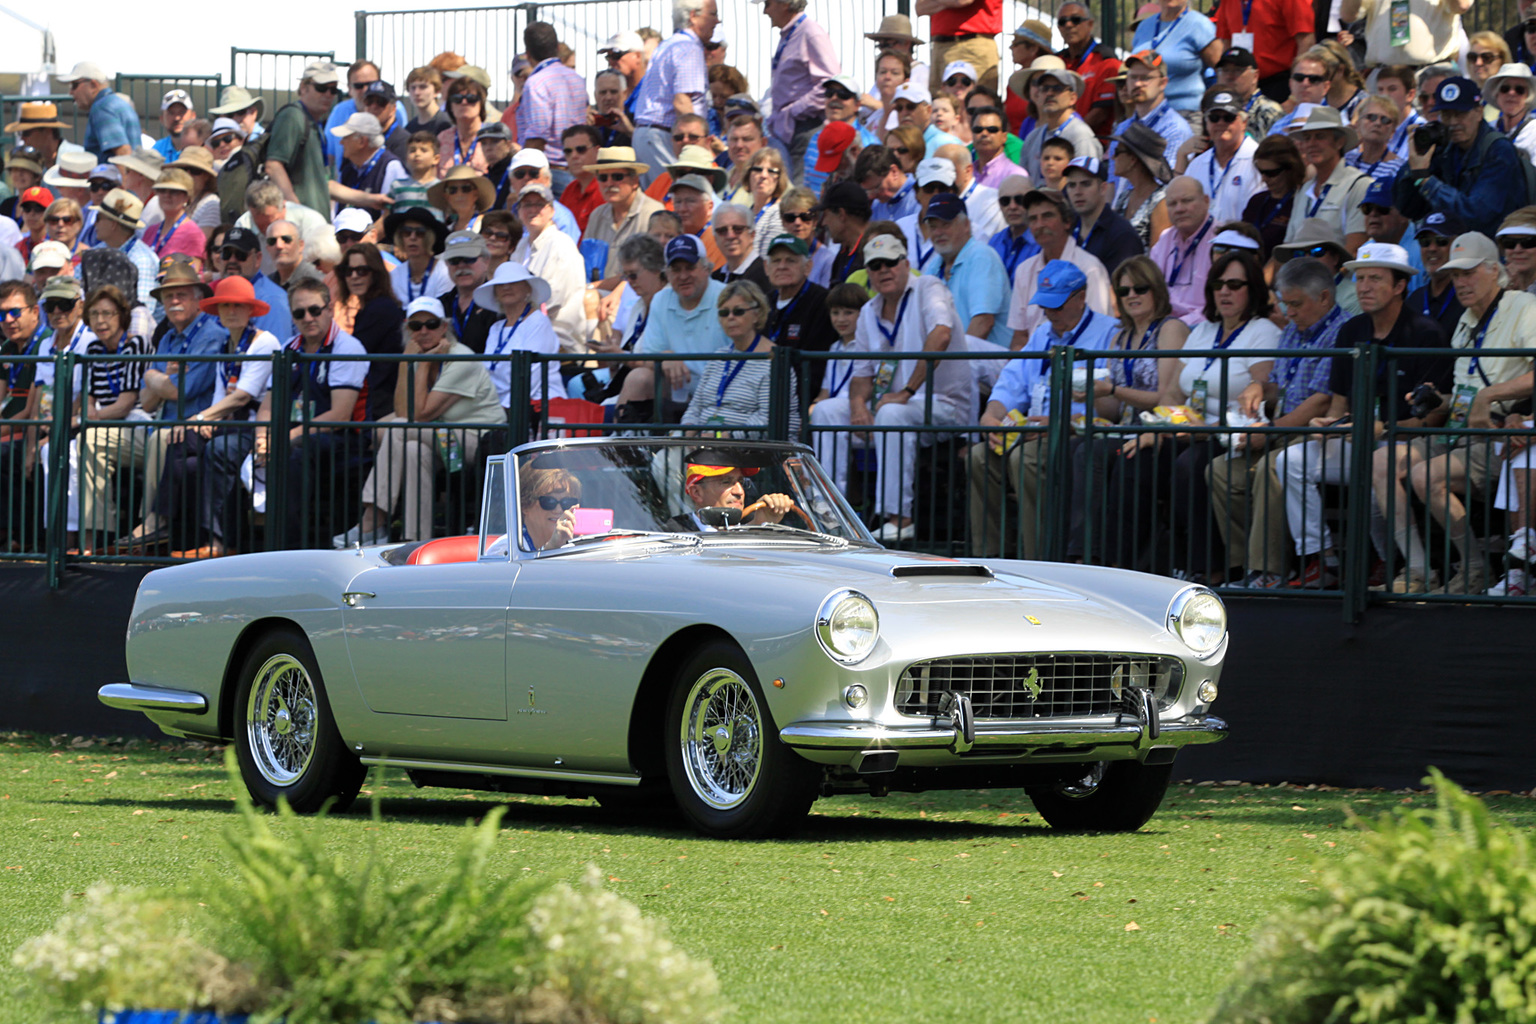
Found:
[1131,10,1217,111]
[804,121,880,199]
[989,226,1040,280]
[923,124,964,157]
[153,312,229,419]
[920,238,1013,351]
[636,277,729,404]
[247,273,294,340]
[991,308,1119,418]
[84,88,142,162]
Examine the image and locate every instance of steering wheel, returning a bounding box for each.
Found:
[742,498,812,529]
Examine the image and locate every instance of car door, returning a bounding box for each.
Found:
[340,559,518,720]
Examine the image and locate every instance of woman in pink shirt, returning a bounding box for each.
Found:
[147,169,208,272]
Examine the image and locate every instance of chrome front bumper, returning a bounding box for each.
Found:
[99,683,208,715]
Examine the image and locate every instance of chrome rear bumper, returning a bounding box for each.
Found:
[99,683,208,715]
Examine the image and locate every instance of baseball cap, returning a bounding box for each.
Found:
[516,182,555,204]
[405,296,446,319]
[766,233,809,256]
[893,82,932,106]
[303,60,340,86]
[160,89,193,112]
[1440,232,1500,271]
[223,225,262,255]
[1063,156,1109,180]
[599,30,645,55]
[665,234,706,265]
[823,74,862,97]
[329,112,382,140]
[360,80,396,105]
[1415,211,1467,239]
[1432,77,1481,112]
[208,117,246,141]
[57,61,109,84]
[671,173,717,201]
[1031,260,1088,308]
[28,240,70,271]
[1217,47,1257,69]
[1125,50,1165,70]
[89,164,121,185]
[19,185,53,207]
[922,194,966,221]
[863,235,906,263]
[442,229,489,260]
[510,148,550,171]
[814,122,857,174]
[943,61,978,84]
[331,208,374,236]
[39,275,82,301]
[475,121,512,142]
[1342,241,1417,276]
[915,157,957,187]
[1359,177,1396,209]
[1202,89,1244,116]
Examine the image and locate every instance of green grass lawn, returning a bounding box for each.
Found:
[4,732,1533,1024]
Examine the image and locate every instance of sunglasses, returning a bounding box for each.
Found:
[1057,14,1087,26]
[219,246,251,260]
[290,304,327,320]
[1360,204,1394,216]
[1035,81,1070,94]
[1114,284,1151,298]
[0,307,25,321]
[1255,165,1285,178]
[749,165,781,176]
[407,316,443,331]
[1418,234,1452,246]
[866,258,900,272]
[88,181,113,192]
[266,234,295,245]
[715,224,750,236]
[673,131,705,142]
[1468,51,1500,65]
[1503,237,1536,250]
[344,264,372,276]
[445,183,478,196]
[446,256,479,267]
[998,194,1030,206]
[1295,244,1333,259]
[916,182,947,193]
[536,495,580,511]
[781,210,815,223]
[824,88,856,101]
[1209,244,1254,257]
[891,145,910,156]
[19,203,43,214]
[1360,112,1394,124]
[512,167,541,180]
[717,304,757,318]
[334,231,363,245]
[562,144,591,156]
[1525,18,1536,31]
[945,76,974,87]
[1213,278,1249,292]
[1502,83,1530,96]
[1291,72,1328,84]
[399,226,430,238]
[1205,110,1238,124]
[450,93,480,104]
[44,215,79,225]
[893,101,919,113]
[973,123,1004,134]
[42,298,78,314]
[351,80,376,92]
[313,83,339,95]
[208,134,237,146]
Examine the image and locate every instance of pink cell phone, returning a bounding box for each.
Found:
[571,507,614,535]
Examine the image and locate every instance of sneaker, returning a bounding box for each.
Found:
[333,524,390,549]
[1507,528,1536,564]
[1487,568,1530,597]
[1375,570,1437,594]
[1289,556,1339,589]
[1240,571,1286,589]
[1439,562,1490,596]
[876,520,916,542]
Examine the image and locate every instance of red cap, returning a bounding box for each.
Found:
[814,122,858,174]
[19,186,53,207]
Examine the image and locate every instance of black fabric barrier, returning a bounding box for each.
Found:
[2,567,1531,791]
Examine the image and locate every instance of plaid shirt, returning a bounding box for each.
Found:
[517,58,590,167]
[1276,301,1348,415]
[632,29,708,128]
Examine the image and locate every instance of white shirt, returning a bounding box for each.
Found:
[959,180,1004,241]
[483,307,567,405]
[851,273,972,413]
[213,328,284,404]
[1005,238,1116,338]
[389,258,454,306]
[1176,317,1282,423]
[1186,135,1262,227]
[513,227,590,355]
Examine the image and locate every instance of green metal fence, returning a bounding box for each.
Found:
[0,93,82,143]
[230,48,337,116]
[112,73,223,142]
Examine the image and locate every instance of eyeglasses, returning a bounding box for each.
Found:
[1468,51,1500,65]
[450,93,480,105]
[866,258,900,272]
[717,304,756,318]
[536,495,581,511]
[512,167,541,180]
[290,304,327,320]
[86,308,118,321]
[1255,165,1285,178]
[781,210,815,223]
[1205,110,1238,124]
[407,316,443,331]
[1291,72,1328,84]
[445,183,478,196]
[945,76,974,88]
[749,166,781,176]
[1360,112,1394,124]
[344,264,372,276]
[44,215,79,225]
[1213,278,1249,292]
[1114,284,1151,298]
[1502,83,1531,96]
[973,123,1004,134]
[1503,237,1536,250]
[715,224,750,235]
[1057,14,1087,26]
[672,131,705,143]
[266,234,295,245]
[313,83,339,95]
[41,298,78,314]
[998,194,1030,206]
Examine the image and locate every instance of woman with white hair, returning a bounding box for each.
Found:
[1487,63,1536,165]
[474,261,567,410]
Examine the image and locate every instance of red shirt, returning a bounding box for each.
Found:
[1214,0,1314,79]
[930,0,1002,37]
[1059,43,1122,117]
[560,176,605,234]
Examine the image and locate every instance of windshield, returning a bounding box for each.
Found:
[513,441,874,553]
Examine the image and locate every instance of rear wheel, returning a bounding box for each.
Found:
[1026,760,1174,832]
[234,627,365,813]
[664,640,818,838]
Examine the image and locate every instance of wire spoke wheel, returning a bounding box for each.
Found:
[245,653,319,786]
[680,668,764,810]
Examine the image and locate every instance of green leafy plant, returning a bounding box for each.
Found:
[1207,769,1536,1024]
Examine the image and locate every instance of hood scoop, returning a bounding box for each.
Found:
[890,563,994,580]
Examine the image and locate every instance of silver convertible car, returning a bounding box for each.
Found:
[101,438,1228,837]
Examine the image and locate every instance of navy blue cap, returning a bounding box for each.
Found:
[922,193,966,221]
[361,79,396,104]
[1432,77,1481,112]
[665,233,706,265]
[1416,210,1468,238]
[1360,177,1395,209]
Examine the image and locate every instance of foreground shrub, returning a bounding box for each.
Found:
[1208,769,1536,1024]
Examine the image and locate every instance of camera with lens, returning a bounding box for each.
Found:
[1413,121,1450,155]
[1410,382,1444,420]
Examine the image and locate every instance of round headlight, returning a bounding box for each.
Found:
[816,589,879,664]
[1170,588,1226,655]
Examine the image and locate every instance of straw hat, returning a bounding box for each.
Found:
[169,146,216,178]
[4,101,68,133]
[591,146,650,175]
[209,85,265,117]
[198,274,271,317]
[865,14,923,45]
[1285,103,1359,153]
[664,144,728,191]
[427,164,495,213]
[95,188,144,231]
[149,260,213,301]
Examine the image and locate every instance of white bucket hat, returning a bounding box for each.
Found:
[473,261,551,314]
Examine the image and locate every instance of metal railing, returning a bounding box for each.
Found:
[113,74,224,140]
[12,344,1534,619]
[230,48,337,115]
[0,93,81,143]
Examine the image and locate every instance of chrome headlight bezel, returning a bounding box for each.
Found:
[815,589,879,665]
[1168,586,1227,658]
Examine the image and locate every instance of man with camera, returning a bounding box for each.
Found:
[1393,77,1529,229]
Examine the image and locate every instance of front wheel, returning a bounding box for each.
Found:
[664,640,818,838]
[1026,760,1174,832]
[234,627,365,813]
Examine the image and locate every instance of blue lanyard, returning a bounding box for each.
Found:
[1254,193,1286,230]
[834,230,866,282]
[890,179,913,209]
[350,146,386,186]
[7,324,45,389]
[490,303,534,356]
[1306,183,1331,219]
[715,335,761,405]
[223,326,256,388]
[916,237,934,270]
[153,213,187,255]
[771,282,808,345]
[1001,232,1030,277]
[453,132,478,167]
[624,305,648,350]
[1240,0,1254,26]
[1465,296,1499,386]
[1390,117,1416,154]
[1277,306,1342,395]
[875,288,913,348]
[93,343,124,399]
[1044,112,1080,141]
[1059,311,1096,349]
[1150,10,1185,48]
[772,14,806,71]
[827,350,854,398]
[1206,149,1234,200]
[1121,317,1163,388]
[1423,285,1454,322]
[407,258,436,303]
[1202,319,1247,373]
[451,294,474,340]
[1168,218,1212,286]
[493,160,512,204]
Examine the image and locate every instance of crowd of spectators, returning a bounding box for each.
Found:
[0,0,1532,597]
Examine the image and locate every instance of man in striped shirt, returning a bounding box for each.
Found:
[631,0,719,187]
[518,22,591,196]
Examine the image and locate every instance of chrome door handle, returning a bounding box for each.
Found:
[342,591,376,607]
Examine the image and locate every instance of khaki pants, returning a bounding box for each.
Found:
[79,421,162,536]
[931,36,1000,95]
[1207,443,1292,577]
[358,416,483,542]
[967,436,1046,558]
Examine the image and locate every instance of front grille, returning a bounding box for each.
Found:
[895,654,1183,720]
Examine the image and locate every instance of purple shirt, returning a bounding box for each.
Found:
[974,152,1028,190]
[766,14,841,142]
[633,29,708,128]
[518,58,590,167]
[1148,217,1215,327]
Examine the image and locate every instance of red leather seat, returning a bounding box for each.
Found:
[406,534,481,565]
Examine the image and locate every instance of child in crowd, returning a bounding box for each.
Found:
[808,282,872,497]
[1038,136,1075,192]
[403,131,441,187]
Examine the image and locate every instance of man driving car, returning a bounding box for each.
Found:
[674,448,793,529]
